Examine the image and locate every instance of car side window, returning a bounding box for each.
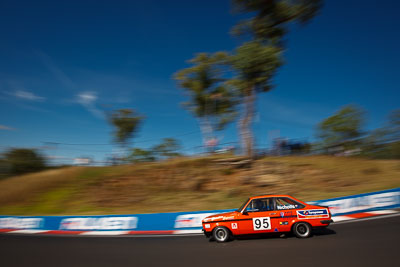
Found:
[245,198,274,212]
[275,197,305,210]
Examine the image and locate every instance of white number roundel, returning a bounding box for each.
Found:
[252,217,271,231]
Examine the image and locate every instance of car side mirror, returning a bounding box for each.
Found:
[242,210,248,215]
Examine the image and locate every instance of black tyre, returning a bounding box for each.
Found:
[213,226,231,242]
[293,222,312,238]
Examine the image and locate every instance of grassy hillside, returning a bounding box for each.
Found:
[0,156,399,215]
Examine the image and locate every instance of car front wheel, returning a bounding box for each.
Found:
[213,226,231,242]
[293,222,312,238]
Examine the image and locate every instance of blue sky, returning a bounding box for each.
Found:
[0,0,399,164]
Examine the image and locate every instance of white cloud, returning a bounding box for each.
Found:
[0,125,15,131]
[77,91,97,105]
[14,90,45,101]
[76,91,103,119]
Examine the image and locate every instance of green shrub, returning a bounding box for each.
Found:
[2,148,47,176]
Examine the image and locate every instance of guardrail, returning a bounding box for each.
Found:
[0,188,399,234]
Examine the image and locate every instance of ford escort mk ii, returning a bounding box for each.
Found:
[202,194,332,242]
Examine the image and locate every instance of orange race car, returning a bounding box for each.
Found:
[202,194,333,242]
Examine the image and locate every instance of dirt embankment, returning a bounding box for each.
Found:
[0,156,399,215]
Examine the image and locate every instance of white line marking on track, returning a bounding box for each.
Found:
[368,210,398,215]
[333,213,400,225]
[9,230,49,234]
[121,234,203,238]
[173,230,203,234]
[80,231,130,235]
[331,216,352,222]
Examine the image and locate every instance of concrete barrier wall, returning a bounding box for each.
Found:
[0,188,399,233]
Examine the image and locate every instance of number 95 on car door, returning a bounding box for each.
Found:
[253,217,271,231]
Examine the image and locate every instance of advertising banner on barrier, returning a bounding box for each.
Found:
[0,188,399,233]
[309,187,400,216]
[0,210,234,232]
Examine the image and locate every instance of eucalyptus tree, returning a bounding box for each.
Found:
[229,42,282,156]
[108,108,143,150]
[232,0,323,46]
[152,138,182,159]
[316,105,365,152]
[229,0,323,157]
[174,52,237,150]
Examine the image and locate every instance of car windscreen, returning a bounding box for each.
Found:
[236,198,250,212]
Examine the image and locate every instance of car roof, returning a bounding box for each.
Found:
[250,194,295,199]
[248,195,308,205]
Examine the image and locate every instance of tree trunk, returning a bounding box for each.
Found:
[239,86,255,158]
[199,117,215,153]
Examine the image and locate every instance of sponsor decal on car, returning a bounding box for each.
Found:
[59,217,138,230]
[231,223,238,229]
[297,209,329,219]
[279,211,293,218]
[277,205,296,210]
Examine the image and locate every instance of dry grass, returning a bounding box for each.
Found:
[0,167,83,205]
[0,155,399,215]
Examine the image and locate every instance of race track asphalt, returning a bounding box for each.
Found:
[0,215,399,267]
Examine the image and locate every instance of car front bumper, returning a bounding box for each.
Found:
[202,228,212,238]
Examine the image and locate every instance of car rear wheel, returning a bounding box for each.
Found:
[213,226,231,242]
[293,222,312,238]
